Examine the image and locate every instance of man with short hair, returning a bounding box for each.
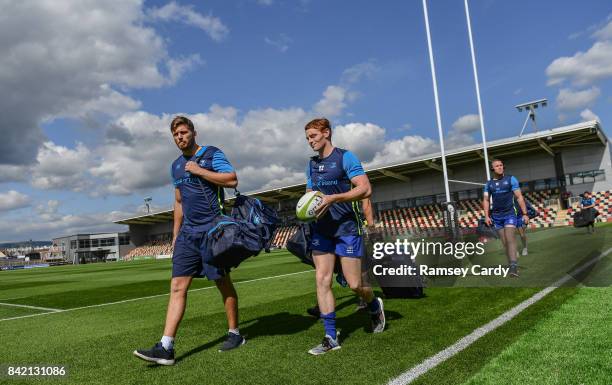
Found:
[304,118,385,355]
[483,159,529,277]
[133,116,244,366]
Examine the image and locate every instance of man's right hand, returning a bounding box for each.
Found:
[485,216,492,226]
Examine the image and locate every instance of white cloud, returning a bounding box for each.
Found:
[60,84,142,118]
[333,123,386,161]
[341,60,379,85]
[580,108,600,122]
[166,54,205,84]
[256,0,274,5]
[264,34,292,52]
[313,85,353,117]
[0,0,205,167]
[147,1,229,41]
[451,114,481,134]
[365,135,438,168]
[0,210,129,242]
[556,87,601,111]
[89,111,178,195]
[31,142,92,191]
[592,18,612,40]
[546,19,612,87]
[35,200,61,221]
[0,165,29,183]
[0,190,30,212]
[238,165,304,192]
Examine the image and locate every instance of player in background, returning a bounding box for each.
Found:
[580,191,596,234]
[483,159,529,277]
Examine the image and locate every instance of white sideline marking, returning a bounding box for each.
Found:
[388,246,612,385]
[0,269,314,322]
[0,302,62,312]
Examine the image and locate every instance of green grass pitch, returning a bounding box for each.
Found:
[1,224,610,385]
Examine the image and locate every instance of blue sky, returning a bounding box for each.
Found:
[0,0,611,242]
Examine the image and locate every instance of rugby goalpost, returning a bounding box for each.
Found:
[422,0,490,238]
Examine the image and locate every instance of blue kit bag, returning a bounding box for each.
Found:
[203,192,279,268]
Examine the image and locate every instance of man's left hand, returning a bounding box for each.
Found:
[315,194,336,218]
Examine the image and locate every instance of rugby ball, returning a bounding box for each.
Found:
[296,191,324,222]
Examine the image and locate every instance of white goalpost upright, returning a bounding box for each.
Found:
[422,0,451,204]
[422,0,493,237]
[464,0,491,181]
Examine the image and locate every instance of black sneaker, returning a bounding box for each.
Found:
[509,264,519,277]
[306,304,321,318]
[370,297,386,333]
[133,342,175,365]
[218,332,246,352]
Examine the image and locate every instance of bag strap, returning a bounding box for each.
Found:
[191,147,226,214]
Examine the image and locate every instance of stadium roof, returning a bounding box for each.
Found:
[115,120,606,225]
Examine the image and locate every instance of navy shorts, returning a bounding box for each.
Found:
[311,231,364,258]
[492,213,517,230]
[516,215,526,228]
[172,227,227,280]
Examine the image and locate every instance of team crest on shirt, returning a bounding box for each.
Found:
[330,162,337,169]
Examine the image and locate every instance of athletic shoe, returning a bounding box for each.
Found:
[308,334,341,355]
[521,248,528,256]
[306,304,321,318]
[371,297,386,333]
[356,298,368,311]
[509,264,519,278]
[218,332,246,352]
[133,342,175,366]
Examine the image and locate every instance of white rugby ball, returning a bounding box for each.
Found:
[296,191,324,222]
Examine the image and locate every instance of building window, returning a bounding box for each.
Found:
[566,169,605,185]
[100,238,116,247]
[70,240,77,250]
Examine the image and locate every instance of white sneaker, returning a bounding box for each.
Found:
[522,248,528,256]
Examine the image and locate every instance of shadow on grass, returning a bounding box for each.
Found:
[172,293,404,363]
[336,306,404,343]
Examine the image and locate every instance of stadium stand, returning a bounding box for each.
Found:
[125,240,172,260]
[271,225,299,248]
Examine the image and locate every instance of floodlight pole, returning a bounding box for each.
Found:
[422,0,451,204]
[519,109,537,137]
[464,0,490,181]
